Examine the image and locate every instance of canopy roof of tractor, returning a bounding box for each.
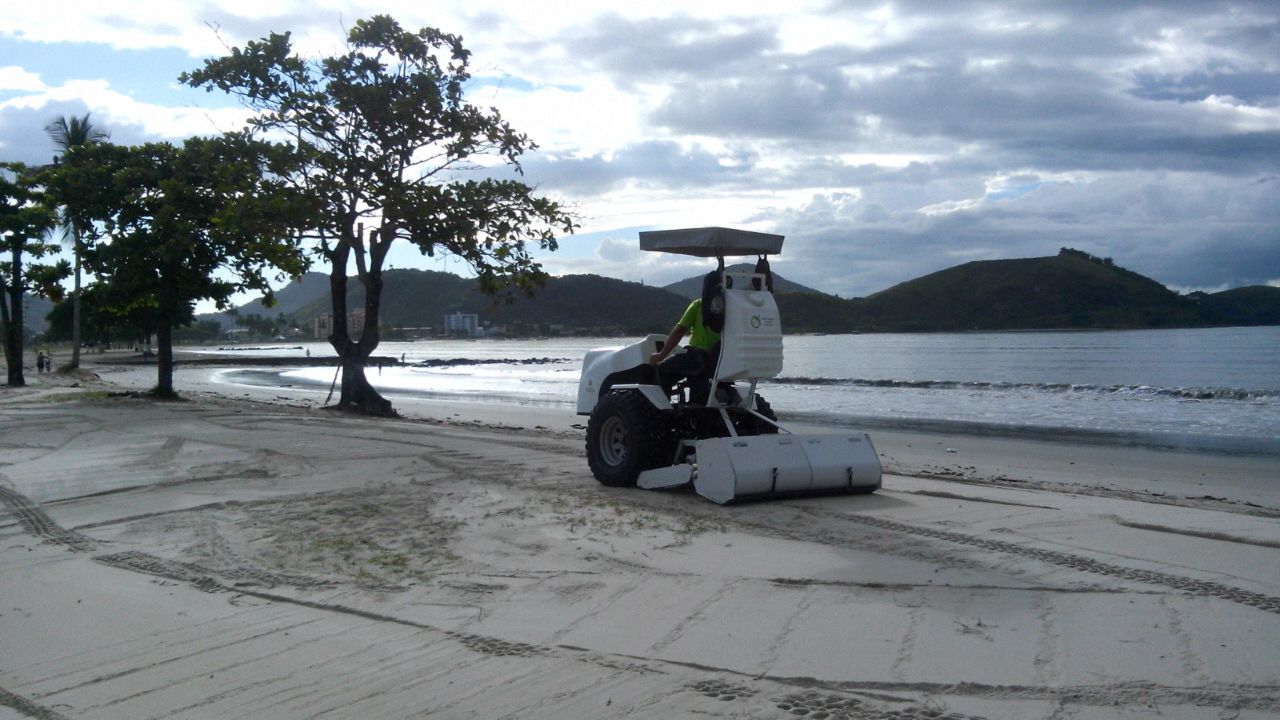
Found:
[638,227,784,257]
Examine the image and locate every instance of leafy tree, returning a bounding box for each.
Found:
[45,282,162,348]
[46,112,109,370]
[43,135,311,396]
[0,163,67,385]
[183,15,575,415]
[234,312,289,338]
[173,318,225,344]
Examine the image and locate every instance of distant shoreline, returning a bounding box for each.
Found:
[10,352,1279,516]
[50,339,1278,462]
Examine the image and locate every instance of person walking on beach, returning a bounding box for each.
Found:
[36,351,45,373]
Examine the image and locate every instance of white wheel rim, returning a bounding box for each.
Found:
[598,416,628,466]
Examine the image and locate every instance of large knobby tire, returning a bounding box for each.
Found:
[586,390,674,487]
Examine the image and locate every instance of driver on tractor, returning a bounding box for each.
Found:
[648,271,723,403]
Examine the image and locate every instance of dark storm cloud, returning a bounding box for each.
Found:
[521,140,753,194]
[0,100,152,167]
[524,139,977,200]
[546,2,1279,291]
[652,70,868,141]
[758,196,1049,298]
[1133,69,1280,104]
[567,12,778,84]
[3,3,1269,295]
[566,2,1279,169]
[0,108,63,167]
[643,34,1280,174]
[755,170,1280,297]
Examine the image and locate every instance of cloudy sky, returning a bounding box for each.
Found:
[2,1,1277,298]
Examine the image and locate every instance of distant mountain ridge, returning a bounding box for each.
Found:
[200,249,1279,335]
[661,263,822,299]
[22,295,55,336]
[849,249,1207,331]
[203,272,332,330]
[246,269,688,335]
[775,249,1280,333]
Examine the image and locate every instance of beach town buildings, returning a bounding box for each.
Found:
[312,313,332,340]
[312,309,366,340]
[307,310,493,340]
[443,312,480,337]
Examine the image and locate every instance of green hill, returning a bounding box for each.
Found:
[290,269,477,328]
[476,274,688,333]
[284,269,688,335]
[208,249,1279,337]
[662,263,821,299]
[773,292,862,334]
[849,249,1208,331]
[22,295,54,336]
[207,271,331,330]
[1193,286,1280,326]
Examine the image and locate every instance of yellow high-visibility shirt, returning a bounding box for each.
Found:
[678,299,720,351]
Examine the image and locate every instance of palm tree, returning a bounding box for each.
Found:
[46,112,109,370]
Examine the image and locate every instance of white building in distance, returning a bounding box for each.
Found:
[444,312,480,337]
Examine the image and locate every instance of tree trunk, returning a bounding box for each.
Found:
[0,284,12,384]
[338,344,393,415]
[68,233,81,370]
[1,321,17,386]
[336,264,393,415]
[325,233,394,416]
[153,311,175,398]
[3,244,25,387]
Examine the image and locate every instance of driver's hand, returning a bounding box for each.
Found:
[648,352,663,365]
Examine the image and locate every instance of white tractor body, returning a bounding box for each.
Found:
[579,227,882,504]
[577,334,669,414]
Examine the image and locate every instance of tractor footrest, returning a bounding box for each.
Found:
[638,464,694,490]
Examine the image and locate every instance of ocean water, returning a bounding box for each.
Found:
[201,326,1280,455]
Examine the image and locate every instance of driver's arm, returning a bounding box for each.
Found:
[649,324,688,365]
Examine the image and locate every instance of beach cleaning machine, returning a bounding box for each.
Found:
[576,227,881,504]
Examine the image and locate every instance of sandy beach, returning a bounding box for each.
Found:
[2,352,1278,718]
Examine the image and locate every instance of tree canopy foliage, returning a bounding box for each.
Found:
[41,135,312,396]
[44,283,163,347]
[182,14,575,414]
[46,111,110,370]
[0,163,67,385]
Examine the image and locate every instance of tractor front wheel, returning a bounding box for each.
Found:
[586,390,673,487]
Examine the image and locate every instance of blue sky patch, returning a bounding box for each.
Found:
[0,36,237,109]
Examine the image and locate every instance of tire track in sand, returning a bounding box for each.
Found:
[836,512,1280,614]
[1031,594,1061,687]
[0,686,68,720]
[43,547,1280,716]
[891,603,924,681]
[0,481,97,552]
